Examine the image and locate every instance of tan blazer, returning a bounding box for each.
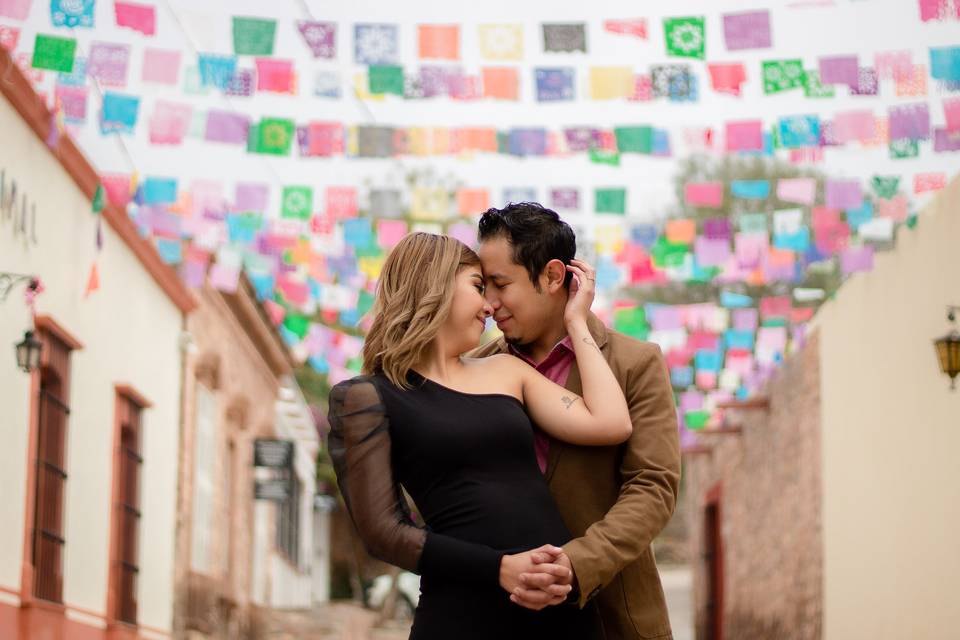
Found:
[471,313,680,640]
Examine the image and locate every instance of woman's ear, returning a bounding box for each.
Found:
[542,259,568,293]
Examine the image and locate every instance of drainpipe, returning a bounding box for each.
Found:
[173,317,195,637]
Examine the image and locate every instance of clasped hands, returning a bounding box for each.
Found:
[499,545,576,611]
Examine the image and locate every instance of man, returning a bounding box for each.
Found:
[471,202,680,640]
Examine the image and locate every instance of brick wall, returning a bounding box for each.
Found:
[685,332,823,640]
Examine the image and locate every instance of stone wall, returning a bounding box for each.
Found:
[685,333,823,640]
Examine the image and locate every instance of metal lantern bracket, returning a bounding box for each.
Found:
[0,272,38,302]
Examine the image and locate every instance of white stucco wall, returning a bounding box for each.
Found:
[0,92,184,633]
[817,175,960,639]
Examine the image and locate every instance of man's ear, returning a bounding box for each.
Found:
[542,259,567,293]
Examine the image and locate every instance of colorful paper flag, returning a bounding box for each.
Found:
[149,100,192,145]
[281,186,313,220]
[114,2,155,35]
[252,117,295,155]
[722,10,771,51]
[725,120,763,152]
[87,41,130,88]
[297,21,336,58]
[478,24,523,60]
[595,188,626,214]
[368,65,404,95]
[418,24,459,60]
[142,48,180,84]
[664,16,705,59]
[233,16,276,56]
[542,23,586,53]
[256,58,295,94]
[535,67,575,101]
[684,182,723,208]
[0,0,31,20]
[481,67,519,100]
[32,34,76,73]
[205,110,249,145]
[0,25,19,51]
[604,18,647,38]
[198,53,237,90]
[354,23,399,64]
[589,66,634,100]
[51,0,94,28]
[818,55,859,87]
[100,91,139,134]
[762,59,804,94]
[708,63,747,96]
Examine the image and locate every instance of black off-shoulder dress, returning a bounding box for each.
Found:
[328,372,601,640]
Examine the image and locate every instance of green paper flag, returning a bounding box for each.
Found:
[368,65,405,95]
[613,307,649,339]
[650,236,689,267]
[92,184,105,214]
[232,17,277,56]
[281,186,313,220]
[614,126,653,154]
[871,176,900,199]
[588,148,620,166]
[685,410,710,430]
[32,34,77,73]
[801,69,835,98]
[762,59,804,94]
[889,138,918,159]
[283,314,310,339]
[253,118,295,156]
[595,188,626,214]
[906,213,918,229]
[663,17,705,60]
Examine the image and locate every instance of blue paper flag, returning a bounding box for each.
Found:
[694,349,723,372]
[773,228,811,253]
[51,0,95,28]
[720,290,753,308]
[198,54,238,90]
[731,180,771,199]
[535,68,575,102]
[100,92,140,134]
[143,177,178,204]
[724,329,755,351]
[779,115,821,148]
[930,46,960,82]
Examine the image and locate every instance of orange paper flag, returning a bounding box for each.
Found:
[84,262,100,297]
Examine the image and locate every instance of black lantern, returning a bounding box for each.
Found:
[15,330,42,373]
[934,307,960,391]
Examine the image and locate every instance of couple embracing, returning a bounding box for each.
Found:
[329,202,680,639]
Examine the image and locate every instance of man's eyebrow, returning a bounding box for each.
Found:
[486,272,508,280]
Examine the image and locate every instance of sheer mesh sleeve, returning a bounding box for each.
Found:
[328,377,504,584]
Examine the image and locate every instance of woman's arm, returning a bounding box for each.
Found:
[327,378,504,584]
[515,260,632,446]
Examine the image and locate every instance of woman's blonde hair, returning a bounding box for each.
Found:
[362,232,480,388]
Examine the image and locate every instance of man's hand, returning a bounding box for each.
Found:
[510,551,577,610]
[499,545,573,610]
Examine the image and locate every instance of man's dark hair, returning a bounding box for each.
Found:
[477,202,577,291]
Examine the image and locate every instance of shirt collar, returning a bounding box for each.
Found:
[508,336,575,367]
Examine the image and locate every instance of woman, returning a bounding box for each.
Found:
[328,232,631,639]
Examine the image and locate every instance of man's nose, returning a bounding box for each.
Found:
[484,290,500,308]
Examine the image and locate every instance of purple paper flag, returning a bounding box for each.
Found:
[723,10,771,51]
[825,180,863,210]
[87,41,130,88]
[732,308,758,332]
[695,237,732,267]
[818,55,859,87]
[205,110,250,144]
[888,103,930,140]
[704,217,732,241]
[235,182,269,212]
[851,67,878,95]
[564,127,596,151]
[933,127,960,152]
[298,21,336,58]
[550,187,580,209]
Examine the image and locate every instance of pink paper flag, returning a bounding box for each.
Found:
[725,120,763,151]
[0,24,19,51]
[734,232,769,269]
[256,58,295,93]
[840,246,873,275]
[603,18,648,38]
[325,186,357,219]
[149,100,192,144]
[776,178,816,205]
[708,63,747,96]
[101,173,132,207]
[832,109,877,143]
[209,263,239,293]
[88,42,131,88]
[142,48,180,84]
[944,98,960,133]
[377,219,408,249]
[819,55,859,87]
[695,237,731,267]
[878,195,909,221]
[0,0,31,20]
[875,50,913,81]
[914,172,946,193]
[114,2,156,36]
[684,182,724,208]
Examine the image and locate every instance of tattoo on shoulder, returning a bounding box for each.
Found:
[561,395,580,410]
